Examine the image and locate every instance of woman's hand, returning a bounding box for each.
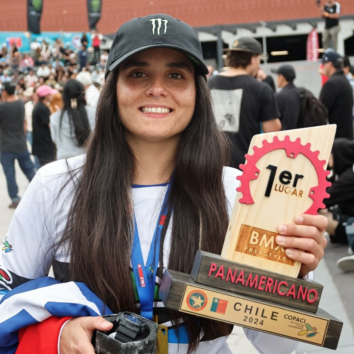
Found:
[275,214,328,277]
[59,316,113,354]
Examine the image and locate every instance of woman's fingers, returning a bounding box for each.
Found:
[275,214,328,277]
[278,214,328,235]
[82,316,113,332]
[60,316,113,354]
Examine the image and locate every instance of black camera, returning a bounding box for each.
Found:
[93,312,158,354]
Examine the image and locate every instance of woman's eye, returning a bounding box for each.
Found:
[131,72,146,78]
[169,73,183,79]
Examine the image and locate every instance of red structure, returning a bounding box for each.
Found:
[1,0,354,34]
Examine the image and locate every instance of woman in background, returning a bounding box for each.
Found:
[50,79,95,160]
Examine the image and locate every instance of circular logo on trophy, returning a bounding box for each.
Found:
[186,290,207,311]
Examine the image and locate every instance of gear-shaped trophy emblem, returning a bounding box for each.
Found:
[236,136,331,215]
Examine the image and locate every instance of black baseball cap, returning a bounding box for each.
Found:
[225,37,262,55]
[271,64,296,82]
[106,14,208,78]
[322,51,343,64]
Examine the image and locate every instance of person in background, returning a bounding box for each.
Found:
[271,64,302,130]
[32,85,57,167]
[45,73,57,87]
[0,82,36,208]
[337,219,354,272]
[206,65,214,78]
[49,89,63,114]
[37,63,51,80]
[30,39,41,56]
[256,68,276,92]
[91,30,103,64]
[23,86,40,170]
[76,71,100,108]
[9,44,20,74]
[319,51,353,140]
[50,79,94,160]
[321,0,341,51]
[208,37,281,169]
[343,56,354,120]
[81,32,88,49]
[78,45,88,72]
[24,69,38,88]
[0,70,12,83]
[100,50,108,69]
[21,54,35,71]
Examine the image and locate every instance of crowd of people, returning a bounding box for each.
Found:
[0,11,353,353]
[0,33,102,208]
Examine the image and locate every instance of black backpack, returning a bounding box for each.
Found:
[297,88,328,128]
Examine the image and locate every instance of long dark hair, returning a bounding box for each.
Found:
[60,79,91,147]
[57,68,231,352]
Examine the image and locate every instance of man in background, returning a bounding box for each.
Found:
[0,82,36,208]
[321,0,341,51]
[208,37,281,169]
[271,64,302,130]
[76,71,100,108]
[319,51,353,140]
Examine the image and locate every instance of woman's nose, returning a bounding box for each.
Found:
[146,76,167,98]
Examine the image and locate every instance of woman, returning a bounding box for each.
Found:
[50,79,94,159]
[0,14,327,354]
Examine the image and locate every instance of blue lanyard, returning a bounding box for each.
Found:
[131,181,172,320]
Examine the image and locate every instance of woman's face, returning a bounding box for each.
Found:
[116,48,196,143]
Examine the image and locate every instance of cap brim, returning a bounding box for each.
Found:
[107,44,209,77]
[270,68,280,74]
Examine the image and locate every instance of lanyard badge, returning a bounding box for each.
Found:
[131,182,172,320]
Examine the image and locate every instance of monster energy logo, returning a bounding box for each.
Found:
[32,0,42,11]
[91,0,101,12]
[149,19,168,36]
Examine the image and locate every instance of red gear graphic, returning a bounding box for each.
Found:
[236,135,331,215]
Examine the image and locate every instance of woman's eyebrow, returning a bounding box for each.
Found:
[166,62,193,73]
[121,60,193,73]
[121,61,149,70]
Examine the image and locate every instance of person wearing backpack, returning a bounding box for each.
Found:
[271,64,302,130]
[272,64,328,130]
[50,79,95,160]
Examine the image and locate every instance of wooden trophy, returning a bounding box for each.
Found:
[160,125,343,350]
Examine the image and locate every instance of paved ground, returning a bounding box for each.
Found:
[1,62,353,352]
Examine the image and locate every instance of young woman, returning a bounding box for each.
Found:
[0,14,327,354]
[50,79,94,159]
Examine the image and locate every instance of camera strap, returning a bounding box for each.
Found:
[131,180,172,320]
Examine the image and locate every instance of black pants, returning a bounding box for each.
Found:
[93,46,100,64]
